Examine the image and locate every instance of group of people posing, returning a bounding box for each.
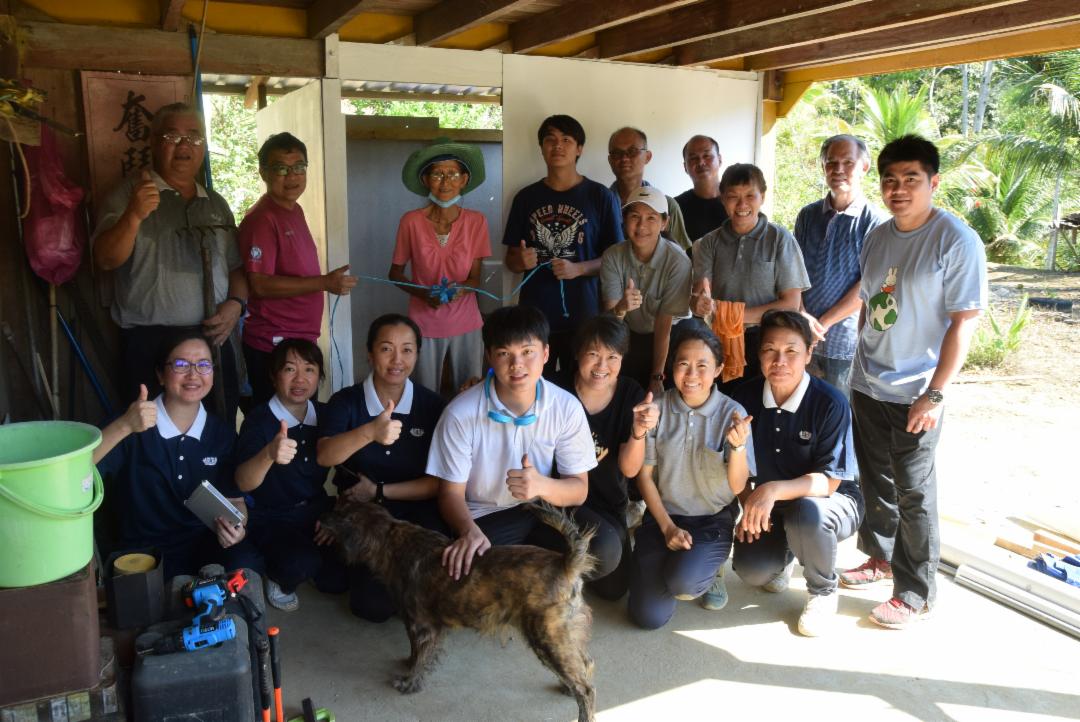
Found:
[90,103,987,638]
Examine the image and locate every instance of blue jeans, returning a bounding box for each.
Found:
[808,354,852,399]
[628,507,736,630]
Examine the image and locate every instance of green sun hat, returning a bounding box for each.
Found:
[401,137,486,196]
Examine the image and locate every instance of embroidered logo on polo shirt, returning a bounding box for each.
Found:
[250,246,263,260]
[203,456,218,466]
[410,427,425,438]
[799,431,812,441]
[284,230,294,237]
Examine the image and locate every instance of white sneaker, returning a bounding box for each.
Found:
[265,579,299,612]
[797,593,838,637]
[762,560,795,593]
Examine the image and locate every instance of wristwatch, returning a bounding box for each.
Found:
[650,372,665,383]
[926,388,944,404]
[374,481,385,504]
[727,442,746,453]
[226,295,247,314]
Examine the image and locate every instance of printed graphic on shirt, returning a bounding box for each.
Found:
[202,456,218,466]
[528,204,588,261]
[250,246,262,260]
[868,266,899,331]
[592,430,609,464]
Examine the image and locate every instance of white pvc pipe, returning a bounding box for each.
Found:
[954,564,1080,640]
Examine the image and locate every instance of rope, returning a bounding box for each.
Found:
[4,124,31,218]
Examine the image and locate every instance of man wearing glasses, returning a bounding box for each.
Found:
[607,126,691,252]
[237,133,357,403]
[93,102,248,422]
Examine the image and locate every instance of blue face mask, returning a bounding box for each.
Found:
[428,193,462,208]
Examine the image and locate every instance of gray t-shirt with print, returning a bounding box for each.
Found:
[850,208,987,404]
[600,238,692,334]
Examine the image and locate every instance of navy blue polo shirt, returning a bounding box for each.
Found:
[320,376,446,490]
[235,396,329,514]
[96,398,237,547]
[731,374,860,503]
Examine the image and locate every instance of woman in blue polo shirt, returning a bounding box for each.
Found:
[94,331,256,579]
[317,313,447,621]
[235,339,345,612]
[730,310,862,637]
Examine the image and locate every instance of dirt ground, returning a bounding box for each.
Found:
[938,264,1080,534]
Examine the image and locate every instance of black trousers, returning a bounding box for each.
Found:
[242,342,275,406]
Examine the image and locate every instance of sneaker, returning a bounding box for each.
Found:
[869,598,932,629]
[625,500,646,531]
[839,558,892,588]
[797,593,838,637]
[762,561,795,593]
[265,579,299,612]
[700,566,728,611]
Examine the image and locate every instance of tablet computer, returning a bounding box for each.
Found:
[184,480,245,531]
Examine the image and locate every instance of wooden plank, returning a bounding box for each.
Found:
[995,536,1039,559]
[598,0,866,60]
[158,0,185,32]
[675,0,1026,66]
[308,0,380,40]
[510,0,697,54]
[244,75,269,109]
[747,0,1080,70]
[415,0,532,46]
[1035,530,1080,555]
[16,19,323,77]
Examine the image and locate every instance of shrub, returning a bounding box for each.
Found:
[964,296,1032,369]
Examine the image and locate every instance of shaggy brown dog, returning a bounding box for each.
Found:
[319,500,597,722]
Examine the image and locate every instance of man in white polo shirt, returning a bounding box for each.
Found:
[428,305,597,579]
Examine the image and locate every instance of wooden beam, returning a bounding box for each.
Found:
[415,0,531,47]
[676,0,1027,65]
[244,75,269,109]
[158,0,184,32]
[748,0,1080,70]
[510,0,698,55]
[16,19,322,77]
[307,0,378,40]
[598,0,867,60]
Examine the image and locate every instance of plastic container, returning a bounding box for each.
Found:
[0,421,103,587]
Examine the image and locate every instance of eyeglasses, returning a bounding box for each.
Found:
[167,359,214,376]
[428,171,464,183]
[608,147,646,160]
[267,162,308,176]
[159,133,205,146]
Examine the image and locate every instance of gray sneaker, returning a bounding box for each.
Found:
[700,566,728,610]
[762,560,795,593]
[265,579,299,612]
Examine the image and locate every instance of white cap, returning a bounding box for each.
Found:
[621,185,668,215]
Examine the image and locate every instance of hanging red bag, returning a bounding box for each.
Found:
[22,124,87,285]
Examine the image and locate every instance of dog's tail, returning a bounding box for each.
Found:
[528,501,597,582]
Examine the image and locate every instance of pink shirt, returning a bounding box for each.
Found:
[238,195,324,352]
[392,207,492,338]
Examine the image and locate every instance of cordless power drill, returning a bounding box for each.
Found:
[148,570,249,654]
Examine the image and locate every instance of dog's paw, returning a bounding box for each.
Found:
[393,675,423,694]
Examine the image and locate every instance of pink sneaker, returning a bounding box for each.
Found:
[870,598,932,629]
[839,558,892,588]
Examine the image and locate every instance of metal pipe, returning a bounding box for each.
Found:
[955,564,1080,640]
[49,284,59,418]
[56,307,113,417]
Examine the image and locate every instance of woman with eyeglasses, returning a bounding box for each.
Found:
[237,132,358,404]
[93,330,258,579]
[389,138,492,394]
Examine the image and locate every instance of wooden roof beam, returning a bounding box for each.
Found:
[598,0,867,60]
[308,0,379,40]
[676,0,1028,65]
[415,0,533,47]
[159,0,184,32]
[510,0,699,55]
[748,0,1080,71]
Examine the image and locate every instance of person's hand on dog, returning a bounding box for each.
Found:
[442,525,491,580]
[369,399,402,445]
[631,391,659,439]
[663,524,693,551]
[312,520,335,546]
[506,453,544,501]
[343,473,377,502]
[266,419,297,465]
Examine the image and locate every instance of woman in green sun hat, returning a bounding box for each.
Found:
[389,138,492,394]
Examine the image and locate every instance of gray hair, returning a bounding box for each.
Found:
[819,134,870,166]
[609,126,648,150]
[150,102,206,139]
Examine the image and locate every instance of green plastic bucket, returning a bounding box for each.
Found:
[0,421,104,588]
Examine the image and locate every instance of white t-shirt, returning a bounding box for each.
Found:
[426,377,597,518]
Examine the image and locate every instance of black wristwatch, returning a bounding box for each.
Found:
[226,295,247,314]
[374,481,385,504]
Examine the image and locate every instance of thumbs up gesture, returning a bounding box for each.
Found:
[266,419,298,465]
[369,398,402,446]
[123,383,157,434]
[618,277,643,316]
[506,452,542,501]
[631,390,659,438]
[127,169,160,221]
[691,277,715,318]
[518,239,538,271]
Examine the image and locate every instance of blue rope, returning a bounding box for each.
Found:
[329,294,345,387]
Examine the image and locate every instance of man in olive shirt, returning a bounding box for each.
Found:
[607,126,691,252]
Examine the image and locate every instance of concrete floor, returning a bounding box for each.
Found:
[266,537,1080,722]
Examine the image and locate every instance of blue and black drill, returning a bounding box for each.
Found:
[150,570,248,654]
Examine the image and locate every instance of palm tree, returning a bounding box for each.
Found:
[856,82,938,148]
[964,152,1055,264]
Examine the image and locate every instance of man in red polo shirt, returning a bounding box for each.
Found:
[238,132,357,403]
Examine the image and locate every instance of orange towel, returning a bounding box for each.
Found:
[710,301,746,383]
